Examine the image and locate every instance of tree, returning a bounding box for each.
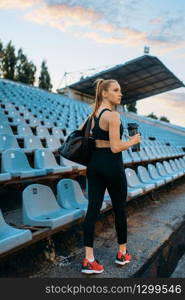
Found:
[2,41,17,79]
[38,60,52,91]
[160,116,170,123]
[126,101,137,113]
[146,112,158,120]
[15,48,36,85]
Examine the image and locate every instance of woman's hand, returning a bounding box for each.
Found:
[128,133,141,146]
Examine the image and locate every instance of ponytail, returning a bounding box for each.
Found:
[91,78,117,117]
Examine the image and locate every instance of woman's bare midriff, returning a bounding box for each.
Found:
[95,140,110,148]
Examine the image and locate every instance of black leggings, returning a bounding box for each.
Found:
[84,148,128,247]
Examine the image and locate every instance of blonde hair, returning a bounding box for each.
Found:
[91,78,118,117]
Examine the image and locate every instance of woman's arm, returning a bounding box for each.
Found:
[108,111,140,153]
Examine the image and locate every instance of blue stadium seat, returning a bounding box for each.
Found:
[35,149,72,174]
[0,113,8,122]
[127,148,142,162]
[0,134,20,152]
[125,168,155,192]
[169,160,184,176]
[57,178,107,216]
[163,161,181,178]
[122,150,133,163]
[57,179,88,216]
[60,155,86,171]
[0,122,13,135]
[22,184,82,228]
[1,149,46,178]
[137,165,164,187]
[156,162,173,182]
[175,158,185,172]
[147,164,168,184]
[36,126,50,137]
[17,124,33,137]
[0,170,11,182]
[127,187,143,199]
[28,118,41,127]
[45,136,61,151]
[52,127,65,139]
[0,209,32,255]
[24,136,43,153]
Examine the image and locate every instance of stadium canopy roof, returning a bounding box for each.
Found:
[67,55,185,105]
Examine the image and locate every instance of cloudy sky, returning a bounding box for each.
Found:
[0,0,185,126]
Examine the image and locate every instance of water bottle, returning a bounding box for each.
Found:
[127,123,140,152]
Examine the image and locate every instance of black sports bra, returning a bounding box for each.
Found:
[91,108,123,141]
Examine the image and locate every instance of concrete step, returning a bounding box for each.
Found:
[170,254,185,278]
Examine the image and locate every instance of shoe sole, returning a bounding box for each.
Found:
[81,269,104,274]
[115,259,131,266]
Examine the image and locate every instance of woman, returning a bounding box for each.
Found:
[81,78,141,274]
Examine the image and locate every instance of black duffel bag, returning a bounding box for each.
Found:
[58,116,95,166]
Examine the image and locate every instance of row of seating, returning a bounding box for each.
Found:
[0,122,65,138]
[0,149,85,181]
[0,146,184,182]
[0,178,106,255]
[0,134,63,153]
[125,158,185,198]
[1,157,185,255]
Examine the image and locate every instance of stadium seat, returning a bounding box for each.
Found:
[137,165,164,187]
[162,161,179,179]
[57,179,88,215]
[17,124,33,136]
[137,147,150,161]
[125,168,155,192]
[57,179,107,216]
[11,116,26,125]
[28,118,41,127]
[0,134,20,152]
[59,155,86,171]
[127,149,142,162]
[169,160,184,176]
[0,122,13,135]
[36,126,50,137]
[35,149,72,174]
[143,146,156,160]
[45,136,61,151]
[24,136,43,153]
[0,171,11,182]
[122,150,133,163]
[175,159,185,172]
[0,209,32,255]
[155,162,173,182]
[22,184,82,228]
[0,113,8,122]
[1,149,46,178]
[147,164,168,184]
[52,127,65,139]
[127,187,144,199]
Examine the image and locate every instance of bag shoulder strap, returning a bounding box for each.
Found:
[81,116,93,138]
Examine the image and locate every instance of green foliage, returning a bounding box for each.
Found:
[146,112,158,119]
[0,40,52,89]
[15,48,36,85]
[160,116,170,123]
[1,41,17,80]
[126,101,137,113]
[38,60,53,91]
